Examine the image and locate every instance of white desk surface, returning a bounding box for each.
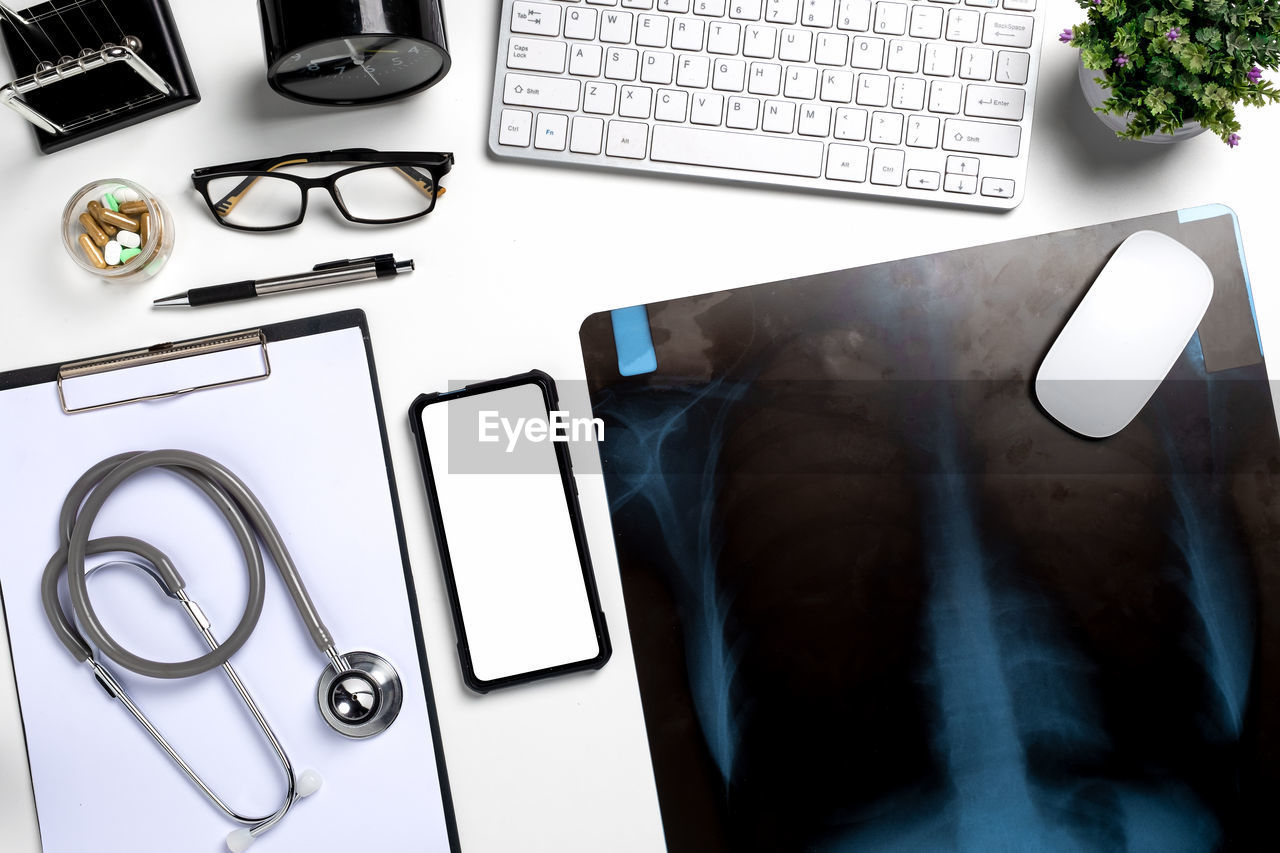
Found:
[2,3,1278,852]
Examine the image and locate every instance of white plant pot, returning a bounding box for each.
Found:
[1077,56,1206,143]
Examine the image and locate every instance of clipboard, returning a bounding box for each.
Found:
[0,310,461,853]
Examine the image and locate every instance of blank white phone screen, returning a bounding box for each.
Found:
[419,383,600,683]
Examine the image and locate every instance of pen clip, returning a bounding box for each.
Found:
[313,254,392,272]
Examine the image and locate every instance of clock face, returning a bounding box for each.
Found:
[273,36,445,104]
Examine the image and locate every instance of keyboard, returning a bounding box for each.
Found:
[488,0,1043,210]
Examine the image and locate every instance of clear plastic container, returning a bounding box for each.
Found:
[61,178,175,280]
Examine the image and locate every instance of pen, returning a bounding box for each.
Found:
[153,254,414,308]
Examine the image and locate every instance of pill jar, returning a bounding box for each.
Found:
[61,178,175,280]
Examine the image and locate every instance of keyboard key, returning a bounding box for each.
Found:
[512,2,561,36]
[571,116,605,153]
[655,88,690,120]
[508,38,568,74]
[944,173,976,193]
[498,109,533,146]
[637,14,670,46]
[850,35,885,68]
[678,55,711,87]
[928,79,962,112]
[995,50,1030,84]
[906,114,940,146]
[887,39,921,72]
[713,58,748,91]
[946,155,979,174]
[620,85,655,117]
[505,73,582,110]
[870,147,905,184]
[607,120,650,157]
[964,83,1025,120]
[748,62,783,94]
[798,102,832,135]
[763,98,797,131]
[641,50,676,84]
[873,2,908,35]
[605,48,640,79]
[708,22,743,54]
[780,28,814,61]
[827,143,869,181]
[838,0,872,31]
[535,112,569,149]
[816,32,850,65]
[803,0,837,27]
[660,0,692,8]
[1003,0,1035,9]
[910,5,943,38]
[785,65,819,98]
[923,42,957,75]
[959,46,993,80]
[943,118,1021,155]
[835,106,868,139]
[821,69,855,102]
[651,125,825,175]
[981,176,1016,197]
[731,0,766,19]
[624,0,656,7]
[672,18,706,50]
[727,95,761,128]
[855,73,890,106]
[569,44,604,77]
[584,80,617,113]
[744,25,779,57]
[869,110,903,143]
[983,13,1034,48]
[695,0,728,14]
[906,169,941,189]
[600,10,634,42]
[691,91,725,123]
[565,7,598,40]
[946,9,980,41]
[892,76,926,110]
[766,0,800,24]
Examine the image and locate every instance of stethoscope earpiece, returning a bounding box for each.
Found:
[317,650,402,739]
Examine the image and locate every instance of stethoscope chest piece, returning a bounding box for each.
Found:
[317,650,402,738]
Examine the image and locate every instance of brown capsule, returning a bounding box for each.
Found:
[78,233,107,269]
[79,213,109,247]
[97,208,139,231]
[139,211,151,246]
[119,200,149,216]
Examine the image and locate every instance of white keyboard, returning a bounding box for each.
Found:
[489,0,1043,209]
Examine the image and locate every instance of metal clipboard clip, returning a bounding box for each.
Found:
[0,2,172,135]
[57,329,271,414]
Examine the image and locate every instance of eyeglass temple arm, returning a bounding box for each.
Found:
[211,158,310,217]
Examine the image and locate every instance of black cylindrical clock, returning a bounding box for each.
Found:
[258,0,450,106]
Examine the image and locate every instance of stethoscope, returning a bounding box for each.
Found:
[40,450,403,852]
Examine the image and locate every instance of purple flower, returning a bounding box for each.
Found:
[1114,53,1129,67]
[1059,28,1073,43]
[1229,133,1241,147]
[1248,65,1263,83]
[1166,27,1181,42]
[1092,0,1101,4]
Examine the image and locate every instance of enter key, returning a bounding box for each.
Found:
[964,84,1025,121]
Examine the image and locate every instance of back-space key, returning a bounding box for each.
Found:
[504,73,581,111]
[650,126,824,177]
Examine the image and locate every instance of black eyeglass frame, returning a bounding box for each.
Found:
[190,148,455,232]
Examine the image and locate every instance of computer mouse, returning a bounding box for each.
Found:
[1034,230,1214,439]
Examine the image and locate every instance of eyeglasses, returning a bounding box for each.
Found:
[191,149,454,232]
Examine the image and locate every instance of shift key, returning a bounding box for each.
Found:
[504,73,582,111]
[942,118,1021,156]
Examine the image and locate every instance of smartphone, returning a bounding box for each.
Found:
[409,371,610,692]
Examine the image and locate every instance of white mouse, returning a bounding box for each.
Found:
[1035,230,1214,439]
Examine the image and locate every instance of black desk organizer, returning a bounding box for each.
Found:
[0,0,198,153]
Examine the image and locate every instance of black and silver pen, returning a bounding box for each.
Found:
[153,254,414,308]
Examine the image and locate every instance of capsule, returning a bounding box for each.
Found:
[97,208,139,231]
[79,213,109,247]
[119,200,149,216]
[78,233,107,269]
[139,211,151,246]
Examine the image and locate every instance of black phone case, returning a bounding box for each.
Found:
[408,370,611,693]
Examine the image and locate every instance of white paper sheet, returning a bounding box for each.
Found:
[0,324,454,853]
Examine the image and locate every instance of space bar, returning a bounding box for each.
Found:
[650,127,824,178]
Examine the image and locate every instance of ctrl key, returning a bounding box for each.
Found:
[499,109,534,147]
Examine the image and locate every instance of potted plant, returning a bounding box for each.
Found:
[1061,0,1280,146]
